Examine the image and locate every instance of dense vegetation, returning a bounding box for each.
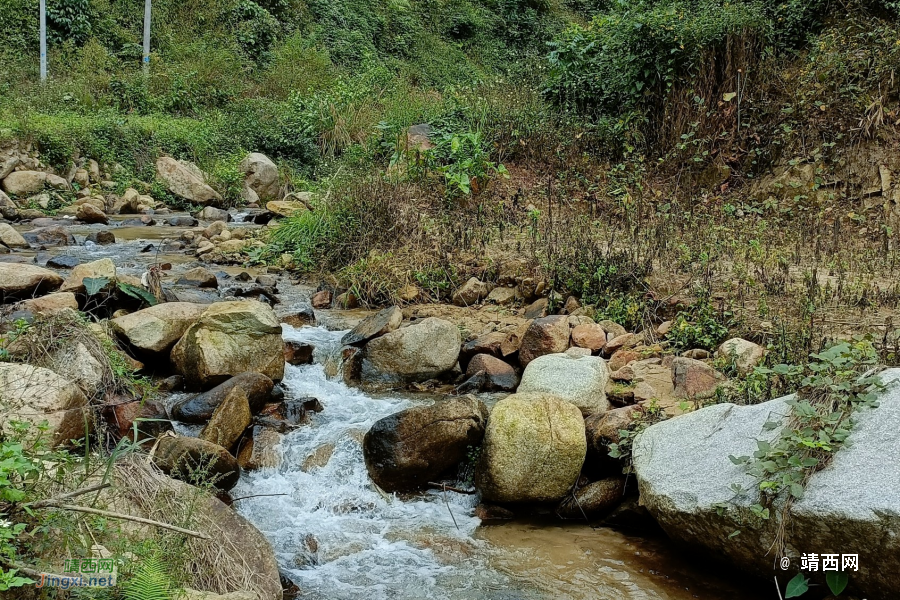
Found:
[3,0,900,362]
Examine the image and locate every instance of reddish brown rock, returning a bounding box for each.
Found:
[284,341,314,365]
[671,357,726,400]
[518,315,570,367]
[609,349,639,372]
[571,323,607,352]
[465,354,519,392]
[311,290,332,308]
[475,503,515,523]
[557,477,626,519]
[460,331,507,368]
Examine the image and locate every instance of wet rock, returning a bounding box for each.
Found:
[716,338,765,372]
[362,317,461,384]
[474,503,515,523]
[158,375,184,392]
[59,258,117,294]
[171,300,284,390]
[465,354,519,391]
[86,230,115,245]
[153,434,240,490]
[177,266,219,288]
[363,395,488,492]
[236,425,282,471]
[156,157,222,206]
[194,206,230,222]
[199,386,252,450]
[0,223,28,249]
[452,277,494,306]
[0,263,64,302]
[340,306,402,346]
[518,315,570,367]
[283,341,314,365]
[518,352,610,416]
[280,306,316,328]
[76,203,108,224]
[0,363,90,446]
[476,393,586,503]
[15,292,78,315]
[671,357,726,400]
[600,496,659,532]
[171,372,274,423]
[310,290,331,308]
[22,225,74,247]
[46,255,81,269]
[240,153,280,201]
[556,477,626,519]
[166,216,199,227]
[255,274,277,288]
[110,302,207,357]
[571,323,607,352]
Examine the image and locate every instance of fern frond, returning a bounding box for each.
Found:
[123,556,173,600]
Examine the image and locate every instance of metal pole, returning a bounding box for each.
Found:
[39,0,46,81]
[142,0,151,76]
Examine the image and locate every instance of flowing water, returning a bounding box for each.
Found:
[231,326,767,600]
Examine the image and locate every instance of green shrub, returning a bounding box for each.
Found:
[544,0,768,114]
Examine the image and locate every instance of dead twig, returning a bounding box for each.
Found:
[33,503,211,540]
[427,482,476,495]
[26,483,111,509]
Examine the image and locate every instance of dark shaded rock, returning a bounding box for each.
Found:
[102,399,172,443]
[556,477,626,519]
[199,387,252,450]
[474,503,515,523]
[584,405,643,478]
[86,230,116,245]
[459,331,506,370]
[153,434,240,490]
[341,306,402,346]
[284,341,314,365]
[235,271,253,282]
[46,255,82,269]
[171,372,274,423]
[166,216,199,227]
[600,496,660,533]
[280,305,315,328]
[465,354,519,391]
[452,371,486,395]
[524,298,548,319]
[518,315,570,367]
[363,396,488,492]
[158,375,184,392]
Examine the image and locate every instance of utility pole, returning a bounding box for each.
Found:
[39,0,46,81]
[142,0,151,76]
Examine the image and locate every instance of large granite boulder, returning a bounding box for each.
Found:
[239,153,279,201]
[361,317,460,383]
[518,352,610,416]
[363,396,488,492]
[0,263,63,302]
[0,363,90,445]
[171,301,284,390]
[476,392,586,503]
[632,369,900,598]
[156,157,223,207]
[111,302,207,358]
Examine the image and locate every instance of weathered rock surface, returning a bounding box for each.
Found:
[178,266,219,288]
[171,301,284,390]
[341,306,402,346]
[518,353,610,416]
[153,434,241,490]
[584,405,642,477]
[171,372,274,423]
[236,425,282,471]
[362,317,460,383]
[22,225,74,247]
[200,387,252,450]
[76,203,109,224]
[59,258,117,294]
[632,369,900,598]
[15,292,78,315]
[518,316,570,367]
[0,363,90,445]
[476,393,586,503]
[240,153,279,201]
[571,323,607,352]
[363,396,488,492]
[716,337,765,372]
[156,157,223,206]
[0,223,28,249]
[0,263,63,302]
[452,278,494,306]
[111,302,207,357]
[465,354,519,391]
[671,356,726,399]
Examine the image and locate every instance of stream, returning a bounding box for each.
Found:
[230,326,769,600]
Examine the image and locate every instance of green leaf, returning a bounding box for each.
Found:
[117,282,158,306]
[83,277,111,296]
[785,573,809,598]
[826,571,848,595]
[790,483,804,499]
[728,530,741,538]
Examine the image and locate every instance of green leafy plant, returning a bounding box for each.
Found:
[122,555,174,600]
[785,572,809,598]
[426,131,509,198]
[608,400,665,473]
[666,297,730,351]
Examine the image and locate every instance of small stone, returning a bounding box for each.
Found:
[86,230,115,245]
[571,323,607,352]
[177,266,218,288]
[284,341,314,365]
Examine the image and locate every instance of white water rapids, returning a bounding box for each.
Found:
[230,325,764,600]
